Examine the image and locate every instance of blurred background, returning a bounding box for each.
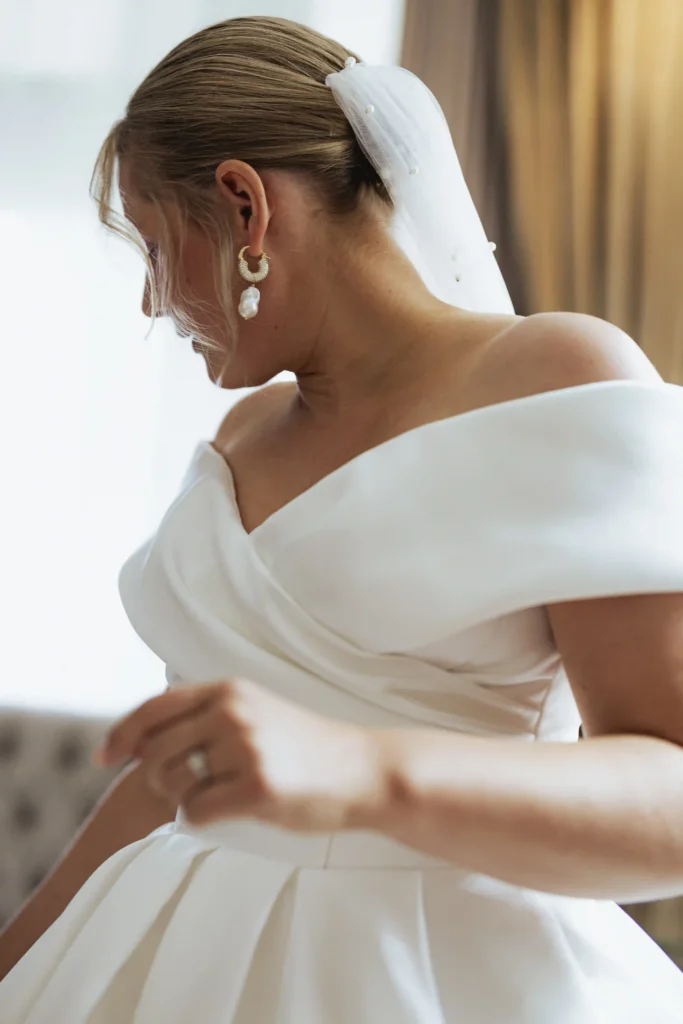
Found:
[0,0,682,956]
[0,0,406,717]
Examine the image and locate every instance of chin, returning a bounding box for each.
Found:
[215,366,278,390]
[193,330,288,390]
[192,343,236,388]
[211,351,285,391]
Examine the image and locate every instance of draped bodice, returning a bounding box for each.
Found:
[119,381,683,742]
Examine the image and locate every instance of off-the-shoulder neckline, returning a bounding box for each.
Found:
[201,379,674,540]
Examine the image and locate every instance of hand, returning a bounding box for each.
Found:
[96,680,385,832]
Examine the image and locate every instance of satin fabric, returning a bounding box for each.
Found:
[3,381,683,1022]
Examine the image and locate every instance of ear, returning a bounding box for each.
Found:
[215,159,271,257]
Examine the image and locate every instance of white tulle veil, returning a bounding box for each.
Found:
[326,59,514,315]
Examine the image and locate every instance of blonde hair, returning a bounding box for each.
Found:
[90,16,390,350]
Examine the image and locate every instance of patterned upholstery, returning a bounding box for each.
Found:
[0,706,117,929]
[0,706,681,970]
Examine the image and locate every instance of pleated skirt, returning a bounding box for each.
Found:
[1,819,682,1023]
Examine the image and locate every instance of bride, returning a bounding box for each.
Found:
[2,15,683,1022]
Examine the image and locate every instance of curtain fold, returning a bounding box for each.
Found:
[403,1,683,379]
[498,0,683,380]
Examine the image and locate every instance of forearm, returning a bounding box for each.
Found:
[358,730,683,902]
[0,763,175,980]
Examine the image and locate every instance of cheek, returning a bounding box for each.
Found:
[180,246,219,303]
[174,255,233,342]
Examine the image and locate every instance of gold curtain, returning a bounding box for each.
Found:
[499,0,683,381]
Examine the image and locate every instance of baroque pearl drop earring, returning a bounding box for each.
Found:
[237,246,270,319]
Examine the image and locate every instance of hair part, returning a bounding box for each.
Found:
[90,16,391,360]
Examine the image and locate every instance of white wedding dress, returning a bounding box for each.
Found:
[3,379,683,1022]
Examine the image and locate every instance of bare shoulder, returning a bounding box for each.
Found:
[467,311,661,408]
[213,381,297,450]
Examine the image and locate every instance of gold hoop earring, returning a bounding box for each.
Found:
[237,246,270,320]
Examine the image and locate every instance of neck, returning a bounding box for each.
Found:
[290,219,467,422]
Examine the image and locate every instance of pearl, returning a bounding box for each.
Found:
[365,104,375,114]
[489,241,497,251]
[455,275,462,283]
[344,56,357,68]
[409,166,419,175]
[239,286,261,320]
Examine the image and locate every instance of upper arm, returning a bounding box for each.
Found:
[547,594,683,747]
[479,314,681,745]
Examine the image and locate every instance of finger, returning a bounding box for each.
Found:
[151,741,232,805]
[137,707,222,766]
[183,774,268,828]
[99,683,228,765]
[141,710,244,800]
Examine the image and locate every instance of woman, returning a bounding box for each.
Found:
[2,14,683,1022]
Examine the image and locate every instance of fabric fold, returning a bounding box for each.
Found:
[5,379,683,1021]
[130,849,295,1022]
[18,833,209,1024]
[120,380,683,740]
